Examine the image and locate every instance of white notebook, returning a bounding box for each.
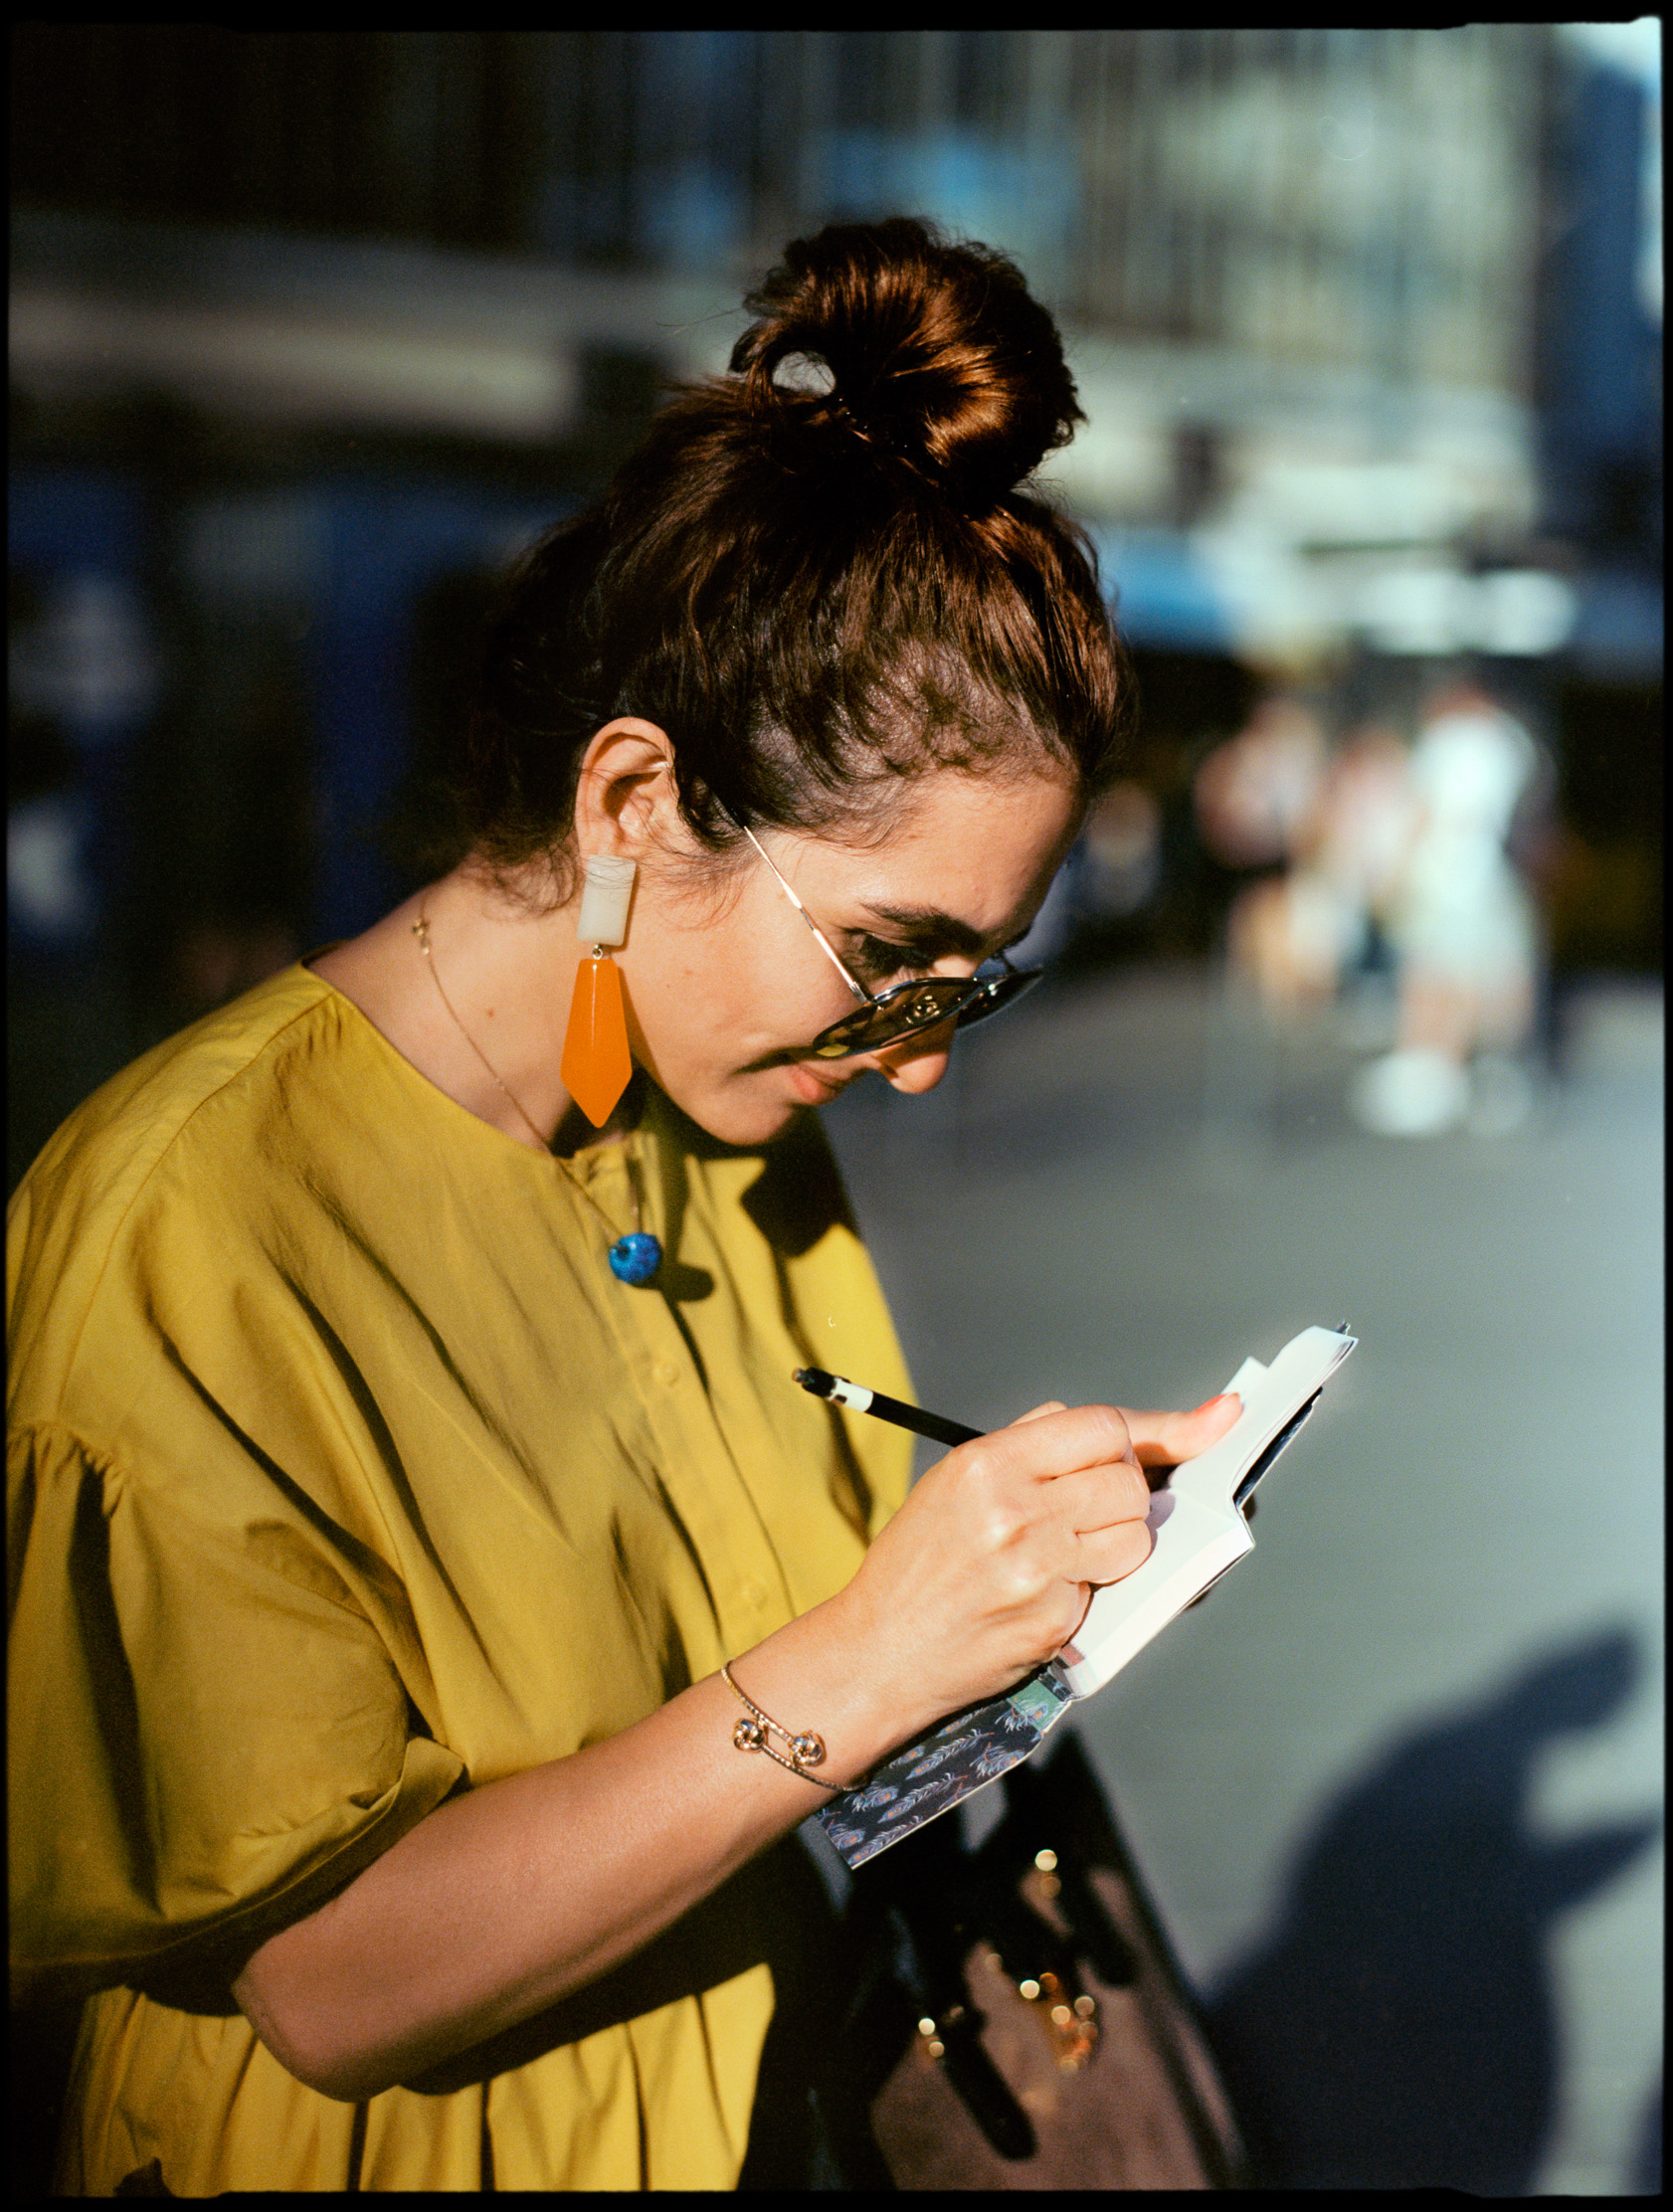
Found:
[816,1323,1357,1868]
[1051,1322,1357,1697]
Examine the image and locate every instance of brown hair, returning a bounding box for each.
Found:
[462,217,1129,893]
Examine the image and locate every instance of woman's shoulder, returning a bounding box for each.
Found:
[12,963,340,1218]
[6,966,361,1407]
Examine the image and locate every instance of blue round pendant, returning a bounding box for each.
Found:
[609,1232,662,1286]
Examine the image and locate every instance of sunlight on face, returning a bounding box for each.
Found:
[620,767,1082,1146]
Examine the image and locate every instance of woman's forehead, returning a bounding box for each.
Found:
[800,767,1080,932]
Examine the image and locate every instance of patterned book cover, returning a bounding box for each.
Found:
[815,1665,1076,1868]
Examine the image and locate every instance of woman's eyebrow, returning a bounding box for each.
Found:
[856,902,998,958]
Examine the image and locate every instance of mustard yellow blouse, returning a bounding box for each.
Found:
[7,965,912,2192]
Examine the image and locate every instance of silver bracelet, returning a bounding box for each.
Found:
[720,1662,841,1791]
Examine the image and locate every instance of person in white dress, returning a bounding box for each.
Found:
[1350,681,1542,1138]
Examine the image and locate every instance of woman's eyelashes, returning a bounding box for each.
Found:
[847,931,1023,985]
[849,933,926,985]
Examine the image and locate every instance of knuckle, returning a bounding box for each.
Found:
[1092,1521,1152,1581]
[1117,1461,1152,1515]
[1084,1402,1133,1458]
[997,1552,1047,1605]
[981,1503,1022,1553]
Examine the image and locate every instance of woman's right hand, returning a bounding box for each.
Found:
[831,1392,1240,1740]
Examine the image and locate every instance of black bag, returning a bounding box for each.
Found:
[817,1731,1250,2189]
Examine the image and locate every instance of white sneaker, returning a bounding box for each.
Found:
[1349,1048,1471,1137]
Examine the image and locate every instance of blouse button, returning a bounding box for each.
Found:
[741,1581,768,1610]
[655,1362,679,1386]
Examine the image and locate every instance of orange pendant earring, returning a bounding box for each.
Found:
[561,856,637,1128]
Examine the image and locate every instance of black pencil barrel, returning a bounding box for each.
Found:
[864,1388,984,1450]
[793,1368,982,1450]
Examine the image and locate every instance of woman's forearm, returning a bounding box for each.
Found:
[232,1388,1212,2103]
[231,1586,917,2103]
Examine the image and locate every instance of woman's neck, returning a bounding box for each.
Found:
[310,865,602,1152]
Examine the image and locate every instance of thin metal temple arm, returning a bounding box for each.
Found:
[740,825,873,1009]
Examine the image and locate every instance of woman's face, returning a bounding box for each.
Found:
[618,766,1082,1148]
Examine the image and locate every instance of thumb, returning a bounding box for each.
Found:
[1124,1392,1242,1469]
[1013,1399,1069,1425]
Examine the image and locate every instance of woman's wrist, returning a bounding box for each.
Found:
[727,1586,928,1788]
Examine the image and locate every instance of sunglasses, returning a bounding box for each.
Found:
[735,819,1045,1060]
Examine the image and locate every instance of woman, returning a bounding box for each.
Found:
[8,218,1238,2192]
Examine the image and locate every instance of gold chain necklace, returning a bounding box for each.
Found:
[412,913,661,1285]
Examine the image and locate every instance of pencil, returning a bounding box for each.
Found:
[793,1367,984,1451]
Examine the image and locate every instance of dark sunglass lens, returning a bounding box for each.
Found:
[954,969,1042,1028]
[808,970,1043,1058]
[809,979,970,1058]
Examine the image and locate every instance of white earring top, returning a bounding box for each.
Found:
[576,854,637,950]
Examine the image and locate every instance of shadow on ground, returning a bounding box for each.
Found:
[1203,1626,1660,2192]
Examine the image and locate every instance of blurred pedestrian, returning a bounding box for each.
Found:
[1193,692,1328,873]
[1224,719,1418,1025]
[1350,680,1543,1137]
[1082,779,1165,922]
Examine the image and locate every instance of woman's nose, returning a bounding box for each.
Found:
[870,1022,956,1093]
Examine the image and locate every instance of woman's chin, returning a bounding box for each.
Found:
[678,1067,849,1149]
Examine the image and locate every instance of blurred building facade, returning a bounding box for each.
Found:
[14,28,1567,652]
[9,28,1662,1187]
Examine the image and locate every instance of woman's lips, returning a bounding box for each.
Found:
[787,1060,847,1106]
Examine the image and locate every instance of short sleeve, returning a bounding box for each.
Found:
[8,1421,465,2010]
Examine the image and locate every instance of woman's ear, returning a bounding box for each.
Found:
[572,720,679,856]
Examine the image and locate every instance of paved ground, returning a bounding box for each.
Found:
[824,962,1663,2195]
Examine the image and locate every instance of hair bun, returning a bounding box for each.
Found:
[731,217,1082,512]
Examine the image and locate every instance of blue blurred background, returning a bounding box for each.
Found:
[9,26,1662,2193]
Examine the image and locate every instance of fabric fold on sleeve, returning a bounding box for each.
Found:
[8,1421,465,2010]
